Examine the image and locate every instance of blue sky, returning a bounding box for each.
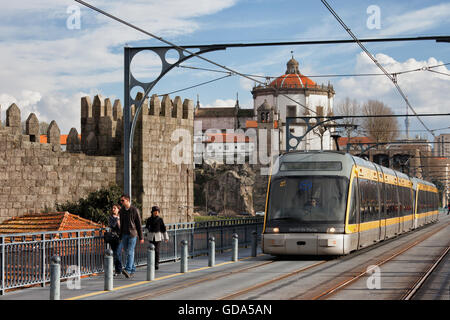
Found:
[0,0,449,142]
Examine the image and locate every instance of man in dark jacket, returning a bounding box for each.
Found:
[145,206,169,270]
[119,194,144,278]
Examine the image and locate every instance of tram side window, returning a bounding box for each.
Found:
[398,186,405,216]
[380,181,386,219]
[416,190,420,214]
[434,192,438,211]
[406,188,413,216]
[399,186,413,217]
[385,184,399,218]
[348,180,359,225]
[418,190,426,214]
[359,178,379,222]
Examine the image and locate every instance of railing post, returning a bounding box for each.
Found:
[76,231,81,277]
[50,255,60,300]
[174,228,178,261]
[208,236,215,267]
[104,249,113,291]
[220,226,224,253]
[251,231,257,257]
[41,233,46,287]
[180,240,188,273]
[191,226,195,257]
[232,233,238,262]
[147,244,155,281]
[1,237,4,295]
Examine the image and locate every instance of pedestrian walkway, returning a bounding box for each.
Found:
[0,246,263,300]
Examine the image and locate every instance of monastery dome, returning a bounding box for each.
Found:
[269,56,316,89]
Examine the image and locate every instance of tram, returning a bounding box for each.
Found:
[262,151,440,255]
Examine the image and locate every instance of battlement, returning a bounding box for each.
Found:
[137,92,194,120]
[80,93,194,156]
[0,92,195,224]
[80,95,123,155]
[1,102,65,152]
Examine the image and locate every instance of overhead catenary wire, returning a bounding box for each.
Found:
[178,62,450,80]
[159,74,233,97]
[320,0,437,138]
[74,0,317,115]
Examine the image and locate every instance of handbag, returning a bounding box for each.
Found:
[104,231,119,244]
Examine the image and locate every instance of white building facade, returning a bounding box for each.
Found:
[252,56,336,152]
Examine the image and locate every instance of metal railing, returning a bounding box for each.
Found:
[0,217,263,295]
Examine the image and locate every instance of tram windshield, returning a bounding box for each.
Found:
[267,176,349,226]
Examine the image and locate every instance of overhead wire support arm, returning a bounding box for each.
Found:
[286,113,450,153]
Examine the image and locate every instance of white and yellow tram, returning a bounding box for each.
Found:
[262,151,439,256]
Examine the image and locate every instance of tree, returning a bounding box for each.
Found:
[361,100,399,143]
[55,185,142,225]
[334,97,361,138]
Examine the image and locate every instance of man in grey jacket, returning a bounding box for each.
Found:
[119,194,144,278]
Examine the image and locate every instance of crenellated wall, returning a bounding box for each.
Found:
[0,93,194,224]
[133,93,195,223]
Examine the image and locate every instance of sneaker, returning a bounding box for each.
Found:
[122,270,130,278]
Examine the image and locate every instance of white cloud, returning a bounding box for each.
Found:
[380,3,450,36]
[336,52,450,137]
[0,90,42,123]
[201,99,236,109]
[0,0,238,133]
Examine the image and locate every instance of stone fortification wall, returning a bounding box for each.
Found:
[0,93,194,224]
[134,93,194,223]
[0,102,120,223]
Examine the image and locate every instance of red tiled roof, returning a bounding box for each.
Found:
[204,133,253,143]
[0,212,102,234]
[40,134,81,145]
[246,120,257,128]
[270,73,316,89]
[245,120,279,129]
[338,136,375,147]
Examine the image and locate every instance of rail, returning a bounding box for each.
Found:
[0,217,263,295]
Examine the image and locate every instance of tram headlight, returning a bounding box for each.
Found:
[266,227,280,233]
[326,227,336,234]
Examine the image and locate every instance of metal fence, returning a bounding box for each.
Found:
[0,217,263,295]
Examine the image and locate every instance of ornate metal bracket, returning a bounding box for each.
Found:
[285,116,345,152]
[123,45,226,198]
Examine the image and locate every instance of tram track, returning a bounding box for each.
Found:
[217,260,328,300]
[305,221,449,300]
[211,220,448,300]
[122,220,448,300]
[129,259,276,300]
[402,244,450,300]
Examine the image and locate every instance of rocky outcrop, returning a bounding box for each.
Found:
[195,163,268,216]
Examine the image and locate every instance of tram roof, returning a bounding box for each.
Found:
[277,151,436,188]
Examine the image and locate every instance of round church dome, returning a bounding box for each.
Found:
[269,56,316,89]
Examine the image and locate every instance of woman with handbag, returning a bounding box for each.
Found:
[108,204,123,276]
[145,206,169,270]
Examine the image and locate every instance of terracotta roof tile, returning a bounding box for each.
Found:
[338,136,375,147]
[39,134,81,145]
[0,212,102,234]
[270,73,316,89]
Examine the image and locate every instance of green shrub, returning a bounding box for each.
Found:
[55,185,141,225]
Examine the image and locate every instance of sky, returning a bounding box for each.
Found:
[0,0,449,144]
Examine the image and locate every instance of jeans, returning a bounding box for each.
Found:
[121,234,137,273]
[111,240,123,273]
